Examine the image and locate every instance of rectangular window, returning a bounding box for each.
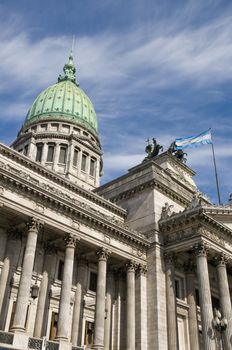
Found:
[47,145,55,162]
[36,144,43,162]
[81,154,87,172]
[89,158,96,177]
[59,146,67,164]
[89,271,97,292]
[40,124,47,131]
[175,277,184,300]
[49,312,58,340]
[84,321,94,346]
[57,260,64,281]
[73,149,79,167]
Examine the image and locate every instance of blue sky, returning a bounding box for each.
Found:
[0,0,232,204]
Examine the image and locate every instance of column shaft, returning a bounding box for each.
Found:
[0,231,22,329]
[215,254,232,350]
[71,262,87,346]
[33,247,56,338]
[56,234,77,341]
[104,272,115,350]
[11,218,42,332]
[93,248,109,350]
[126,261,136,350]
[185,264,200,350]
[165,253,178,350]
[195,243,215,350]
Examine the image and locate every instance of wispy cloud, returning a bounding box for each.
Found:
[0,1,232,202]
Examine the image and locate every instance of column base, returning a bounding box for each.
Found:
[92,345,104,350]
[57,340,72,350]
[10,325,25,333]
[12,332,29,349]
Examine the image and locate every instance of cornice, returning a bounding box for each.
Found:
[0,161,149,249]
[160,207,232,248]
[105,176,193,206]
[97,159,195,206]
[0,143,125,218]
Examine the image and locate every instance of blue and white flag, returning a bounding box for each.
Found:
[175,129,212,150]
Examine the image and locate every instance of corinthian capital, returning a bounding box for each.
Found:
[27,217,43,233]
[126,260,138,272]
[214,253,229,267]
[64,233,77,248]
[193,242,209,257]
[96,247,110,261]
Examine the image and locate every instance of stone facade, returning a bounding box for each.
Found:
[0,55,232,350]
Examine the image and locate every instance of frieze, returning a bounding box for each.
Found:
[198,227,226,247]
[33,203,45,214]
[164,227,197,245]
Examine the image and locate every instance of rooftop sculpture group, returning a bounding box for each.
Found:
[144,138,187,163]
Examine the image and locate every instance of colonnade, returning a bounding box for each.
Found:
[165,242,232,350]
[0,218,144,350]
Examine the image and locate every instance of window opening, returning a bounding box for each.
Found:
[59,146,67,164]
[47,145,55,162]
[36,144,43,162]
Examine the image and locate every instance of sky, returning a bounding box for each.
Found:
[0,0,231,204]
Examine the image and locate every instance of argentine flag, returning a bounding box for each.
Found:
[175,129,212,150]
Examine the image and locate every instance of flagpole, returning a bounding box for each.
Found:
[211,142,221,205]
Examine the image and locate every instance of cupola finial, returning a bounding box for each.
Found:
[58,35,78,85]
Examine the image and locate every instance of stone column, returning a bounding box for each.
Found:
[56,234,77,341]
[164,252,178,350]
[185,260,200,350]
[215,253,232,350]
[194,242,215,350]
[135,264,147,350]
[93,248,110,350]
[11,218,43,332]
[71,258,88,346]
[126,261,136,350]
[104,270,115,350]
[0,228,22,329]
[33,244,57,338]
[0,226,7,261]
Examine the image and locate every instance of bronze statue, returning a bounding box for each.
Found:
[168,141,187,163]
[144,138,163,160]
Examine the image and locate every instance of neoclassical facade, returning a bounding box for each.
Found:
[0,52,232,350]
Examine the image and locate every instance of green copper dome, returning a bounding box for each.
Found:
[24,53,98,134]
